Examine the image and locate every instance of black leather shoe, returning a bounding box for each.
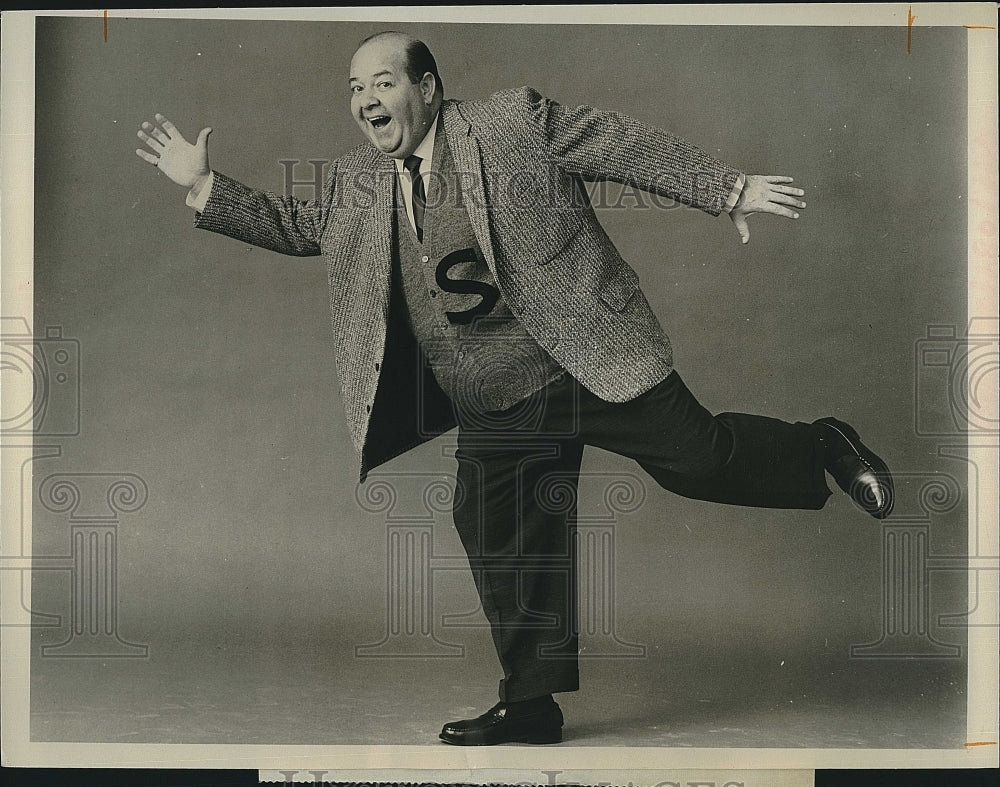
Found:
[814,417,894,519]
[439,700,563,745]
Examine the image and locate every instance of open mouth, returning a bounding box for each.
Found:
[368,115,391,130]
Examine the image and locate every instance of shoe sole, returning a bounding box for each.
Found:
[439,729,562,745]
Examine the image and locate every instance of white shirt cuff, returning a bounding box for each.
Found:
[724,173,745,213]
[185,172,215,212]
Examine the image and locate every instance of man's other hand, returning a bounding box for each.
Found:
[135,114,212,194]
[729,175,806,245]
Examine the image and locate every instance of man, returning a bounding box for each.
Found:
[135,31,894,746]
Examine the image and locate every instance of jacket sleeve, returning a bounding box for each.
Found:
[511,86,742,217]
[192,166,336,256]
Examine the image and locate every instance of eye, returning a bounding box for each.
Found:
[376,81,392,89]
[350,84,363,93]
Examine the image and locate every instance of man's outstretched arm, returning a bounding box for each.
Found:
[135,114,326,256]
[503,87,806,245]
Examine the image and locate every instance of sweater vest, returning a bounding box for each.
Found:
[392,130,563,414]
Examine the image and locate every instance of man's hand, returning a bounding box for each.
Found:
[135,113,212,194]
[729,175,806,245]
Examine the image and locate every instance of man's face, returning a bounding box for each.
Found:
[349,39,436,159]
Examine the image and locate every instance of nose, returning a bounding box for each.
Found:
[356,88,379,111]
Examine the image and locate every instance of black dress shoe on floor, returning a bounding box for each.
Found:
[439,699,563,745]
[814,417,894,519]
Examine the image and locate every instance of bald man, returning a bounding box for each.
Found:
[136,31,894,746]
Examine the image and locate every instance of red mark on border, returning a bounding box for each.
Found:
[964,741,997,748]
[907,5,916,54]
[103,10,108,43]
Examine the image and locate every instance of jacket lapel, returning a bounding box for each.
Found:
[440,101,498,279]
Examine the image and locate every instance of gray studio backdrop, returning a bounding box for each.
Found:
[30,17,969,745]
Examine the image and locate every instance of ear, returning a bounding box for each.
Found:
[419,72,436,104]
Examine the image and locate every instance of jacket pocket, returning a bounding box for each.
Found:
[598,265,640,311]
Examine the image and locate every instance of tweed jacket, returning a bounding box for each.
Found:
[193,86,742,479]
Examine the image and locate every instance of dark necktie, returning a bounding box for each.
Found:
[403,155,426,242]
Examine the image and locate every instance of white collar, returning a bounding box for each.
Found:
[393,113,438,177]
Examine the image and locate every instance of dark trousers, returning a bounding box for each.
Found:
[451,369,832,702]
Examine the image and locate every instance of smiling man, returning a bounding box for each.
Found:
[350,33,442,159]
[135,30,894,746]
